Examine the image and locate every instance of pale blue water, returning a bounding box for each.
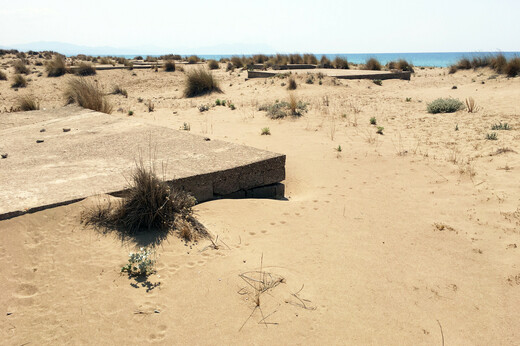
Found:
[117,52,519,67]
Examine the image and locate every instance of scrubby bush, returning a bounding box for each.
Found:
[183,68,221,97]
[17,95,39,111]
[365,58,382,70]
[230,56,243,68]
[164,60,176,72]
[0,70,6,80]
[319,56,332,68]
[207,59,219,70]
[259,96,308,119]
[111,85,128,97]
[491,54,507,74]
[388,59,414,72]
[287,76,297,90]
[46,55,68,77]
[82,162,206,241]
[64,78,112,113]
[505,57,520,77]
[303,54,318,65]
[75,63,96,76]
[11,74,27,88]
[14,60,29,75]
[426,98,464,114]
[333,57,349,69]
[187,55,199,64]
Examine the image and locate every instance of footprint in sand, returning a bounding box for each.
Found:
[261,230,267,234]
[279,221,286,224]
[186,262,196,268]
[270,222,276,226]
[14,283,38,298]
[295,213,301,216]
[249,231,256,236]
[149,325,168,341]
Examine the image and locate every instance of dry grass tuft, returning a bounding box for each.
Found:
[82,161,207,242]
[0,70,7,81]
[333,57,349,69]
[287,75,297,90]
[183,68,221,97]
[17,95,39,111]
[46,55,68,77]
[207,59,219,70]
[505,57,520,77]
[365,58,382,70]
[75,62,96,76]
[14,60,30,75]
[465,97,480,113]
[164,60,176,72]
[64,78,113,114]
[11,74,27,88]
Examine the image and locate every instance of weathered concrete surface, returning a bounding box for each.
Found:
[0,106,285,220]
[248,68,411,81]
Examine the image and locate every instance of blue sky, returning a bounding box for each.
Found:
[1,0,519,54]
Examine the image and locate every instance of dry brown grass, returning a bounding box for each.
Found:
[365,58,382,70]
[287,76,297,90]
[75,62,96,76]
[207,60,219,70]
[0,70,7,81]
[164,60,176,72]
[11,74,27,88]
[183,68,221,97]
[64,78,112,114]
[46,55,68,77]
[13,60,29,75]
[17,95,39,111]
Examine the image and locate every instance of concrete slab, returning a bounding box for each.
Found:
[248,68,411,81]
[0,106,286,220]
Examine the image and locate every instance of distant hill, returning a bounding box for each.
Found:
[0,41,277,56]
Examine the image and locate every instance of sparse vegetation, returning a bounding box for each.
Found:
[372,79,382,86]
[164,60,176,72]
[11,74,27,88]
[183,68,221,97]
[427,98,464,114]
[17,95,39,111]
[387,59,414,72]
[64,78,112,114]
[465,97,479,113]
[146,100,155,112]
[121,247,156,277]
[111,85,128,97]
[82,161,206,241]
[46,55,68,77]
[370,117,377,125]
[333,57,349,69]
[259,96,308,119]
[14,60,30,75]
[0,70,6,80]
[261,127,271,135]
[198,104,209,112]
[486,132,498,140]
[287,76,297,90]
[75,63,96,76]
[449,53,520,77]
[207,60,219,70]
[376,126,384,135]
[491,122,512,130]
[365,58,382,70]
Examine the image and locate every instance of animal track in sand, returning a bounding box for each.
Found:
[261,230,267,234]
[279,221,287,224]
[270,222,276,225]
[249,231,256,236]
[14,283,38,298]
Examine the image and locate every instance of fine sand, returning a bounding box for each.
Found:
[1,58,519,345]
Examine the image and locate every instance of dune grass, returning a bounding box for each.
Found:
[46,55,68,77]
[164,60,176,72]
[208,59,219,70]
[365,58,382,70]
[75,62,96,76]
[449,53,519,76]
[64,78,112,113]
[0,70,6,80]
[287,76,297,90]
[183,68,221,98]
[14,60,29,75]
[11,74,27,88]
[333,57,349,69]
[82,161,207,242]
[17,95,40,111]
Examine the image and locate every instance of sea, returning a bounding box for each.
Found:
[116,51,519,68]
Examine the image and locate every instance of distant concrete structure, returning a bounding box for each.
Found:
[0,106,285,220]
[247,68,411,81]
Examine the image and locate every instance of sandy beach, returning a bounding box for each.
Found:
[1,57,519,345]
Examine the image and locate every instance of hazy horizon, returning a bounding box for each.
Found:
[1,0,519,55]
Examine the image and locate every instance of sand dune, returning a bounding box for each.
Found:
[1,59,519,344]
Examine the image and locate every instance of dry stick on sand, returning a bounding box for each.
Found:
[437,319,445,346]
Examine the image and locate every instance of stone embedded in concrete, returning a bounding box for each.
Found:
[0,106,286,220]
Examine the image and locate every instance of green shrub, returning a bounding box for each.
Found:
[261,127,271,135]
[183,68,221,97]
[426,98,464,114]
[372,79,382,86]
[486,132,498,140]
[64,78,112,114]
[370,117,377,125]
[11,74,27,88]
[259,97,308,119]
[46,55,68,77]
[164,60,176,72]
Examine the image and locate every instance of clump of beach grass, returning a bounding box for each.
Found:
[287,75,297,90]
[164,60,176,72]
[75,62,96,76]
[14,60,30,75]
[11,74,27,88]
[365,58,382,70]
[46,55,68,77]
[183,68,221,97]
[0,70,7,80]
[64,78,113,114]
[17,95,39,111]
[207,60,219,70]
